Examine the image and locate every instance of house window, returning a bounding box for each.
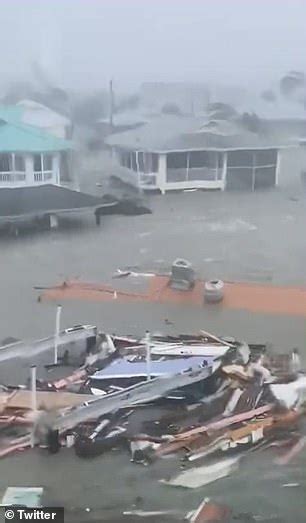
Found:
[0,154,11,172]
[14,155,25,171]
[34,154,42,171]
[43,154,53,171]
[34,154,53,171]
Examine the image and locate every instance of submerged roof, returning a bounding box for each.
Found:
[106,115,298,152]
[0,185,104,218]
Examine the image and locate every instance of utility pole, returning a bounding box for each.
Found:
[54,304,62,364]
[109,78,114,130]
[30,364,37,449]
[145,330,151,381]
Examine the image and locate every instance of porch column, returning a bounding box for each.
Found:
[251,152,256,192]
[25,154,35,185]
[215,152,219,180]
[136,151,140,189]
[186,152,190,181]
[52,154,61,185]
[158,154,167,194]
[221,152,227,190]
[275,150,281,186]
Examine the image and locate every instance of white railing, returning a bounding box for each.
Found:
[0,171,26,183]
[34,171,54,183]
[0,170,57,187]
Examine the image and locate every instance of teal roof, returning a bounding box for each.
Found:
[0,105,23,123]
[0,120,72,153]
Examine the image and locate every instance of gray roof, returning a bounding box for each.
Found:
[0,185,104,218]
[106,115,300,152]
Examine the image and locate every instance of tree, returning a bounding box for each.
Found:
[280,71,305,103]
[207,102,237,120]
[241,112,262,133]
[161,102,181,115]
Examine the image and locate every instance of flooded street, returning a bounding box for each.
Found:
[1,187,306,521]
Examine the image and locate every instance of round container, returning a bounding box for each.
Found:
[204,279,224,303]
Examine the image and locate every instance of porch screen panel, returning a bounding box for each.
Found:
[188,151,218,180]
[254,166,276,189]
[167,152,187,169]
[166,152,187,182]
[166,169,187,182]
[227,150,253,167]
[254,149,277,167]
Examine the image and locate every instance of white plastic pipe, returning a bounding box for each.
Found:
[145,330,151,381]
[54,305,62,364]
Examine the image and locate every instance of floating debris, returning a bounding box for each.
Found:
[161,456,240,489]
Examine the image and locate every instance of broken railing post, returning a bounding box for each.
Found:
[31,365,37,413]
[145,330,151,381]
[30,366,37,447]
[54,304,62,365]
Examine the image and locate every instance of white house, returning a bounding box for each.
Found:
[106,115,299,193]
[0,115,72,189]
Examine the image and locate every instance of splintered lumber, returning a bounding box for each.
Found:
[189,498,231,522]
[156,404,273,456]
[52,369,88,390]
[229,418,274,441]
[0,390,93,411]
[0,435,31,459]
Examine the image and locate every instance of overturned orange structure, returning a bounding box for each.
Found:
[38,276,306,317]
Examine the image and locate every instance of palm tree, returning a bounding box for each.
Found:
[280,71,305,106]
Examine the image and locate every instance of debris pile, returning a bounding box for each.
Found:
[0,325,305,519]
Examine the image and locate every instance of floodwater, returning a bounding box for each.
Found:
[0,187,306,521]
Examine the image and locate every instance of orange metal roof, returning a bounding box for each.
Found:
[38,276,306,318]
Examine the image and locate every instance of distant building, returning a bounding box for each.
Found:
[106,115,302,193]
[16,100,71,139]
[0,113,72,189]
[140,82,209,114]
[0,110,104,229]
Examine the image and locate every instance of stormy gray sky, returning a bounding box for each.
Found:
[1,0,305,91]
